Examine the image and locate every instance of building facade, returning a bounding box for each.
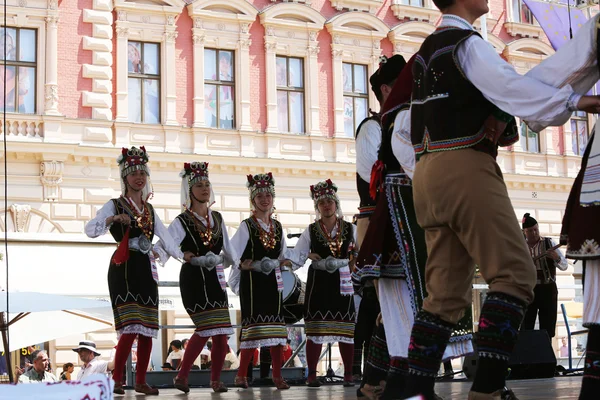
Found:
[0,0,596,375]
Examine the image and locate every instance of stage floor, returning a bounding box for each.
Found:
[121,376,581,399]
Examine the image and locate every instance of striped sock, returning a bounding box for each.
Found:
[471,292,527,394]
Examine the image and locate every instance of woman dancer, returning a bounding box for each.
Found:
[85,146,182,395]
[228,173,291,390]
[155,162,238,393]
[289,180,357,387]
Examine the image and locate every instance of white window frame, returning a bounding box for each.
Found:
[260,3,326,136]
[187,0,258,131]
[114,0,185,126]
[3,0,55,117]
[325,11,388,138]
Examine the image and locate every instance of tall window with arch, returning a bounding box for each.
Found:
[276,56,305,134]
[204,49,235,129]
[519,121,540,153]
[343,63,368,138]
[128,41,160,124]
[571,111,589,156]
[0,27,36,114]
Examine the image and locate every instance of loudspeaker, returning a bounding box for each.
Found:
[508,330,556,380]
[462,330,557,380]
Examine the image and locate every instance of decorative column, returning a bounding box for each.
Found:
[44,15,59,115]
[164,27,178,126]
[192,18,206,128]
[369,42,381,113]
[264,38,279,134]
[306,32,321,136]
[115,22,129,122]
[238,22,253,132]
[331,41,344,137]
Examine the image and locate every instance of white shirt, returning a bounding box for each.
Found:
[355,119,382,183]
[390,109,415,179]
[288,221,358,269]
[85,198,183,261]
[154,210,239,268]
[227,218,290,295]
[77,358,109,380]
[442,15,580,129]
[166,349,184,365]
[523,13,599,132]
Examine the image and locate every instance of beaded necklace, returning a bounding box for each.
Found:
[123,196,153,239]
[186,209,214,248]
[252,215,276,250]
[319,218,342,258]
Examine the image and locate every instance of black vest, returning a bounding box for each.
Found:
[176,210,224,256]
[309,220,353,259]
[355,116,379,209]
[535,237,557,285]
[411,28,517,158]
[240,218,283,261]
[109,198,155,243]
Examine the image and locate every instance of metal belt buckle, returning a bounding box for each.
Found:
[138,235,152,254]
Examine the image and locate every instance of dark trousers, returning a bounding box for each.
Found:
[353,287,380,375]
[259,346,272,378]
[521,282,558,338]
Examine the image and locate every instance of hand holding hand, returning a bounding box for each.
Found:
[308,253,322,261]
[183,252,195,263]
[577,96,600,114]
[240,259,253,271]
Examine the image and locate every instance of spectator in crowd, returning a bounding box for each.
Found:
[166,340,184,370]
[223,345,240,370]
[59,363,74,381]
[17,350,57,383]
[73,341,114,380]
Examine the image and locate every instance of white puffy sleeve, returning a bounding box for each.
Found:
[221,219,240,270]
[391,108,415,180]
[227,221,250,295]
[153,212,184,261]
[85,200,116,238]
[286,228,311,270]
[154,217,186,266]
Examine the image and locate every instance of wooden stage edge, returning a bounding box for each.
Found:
[121,375,582,399]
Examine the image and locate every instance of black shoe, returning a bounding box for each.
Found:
[501,387,519,400]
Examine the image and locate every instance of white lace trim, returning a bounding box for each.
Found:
[195,327,234,338]
[307,335,354,345]
[117,324,158,339]
[93,220,111,237]
[240,338,287,349]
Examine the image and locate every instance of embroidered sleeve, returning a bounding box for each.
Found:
[550,238,569,271]
[227,222,250,295]
[391,108,415,180]
[85,200,116,238]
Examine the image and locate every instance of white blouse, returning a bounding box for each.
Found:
[154,210,239,268]
[288,221,358,269]
[227,218,289,295]
[85,198,183,261]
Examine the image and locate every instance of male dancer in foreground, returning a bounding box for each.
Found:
[402,0,600,399]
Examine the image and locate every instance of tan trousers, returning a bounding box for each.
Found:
[412,149,535,324]
[357,217,370,248]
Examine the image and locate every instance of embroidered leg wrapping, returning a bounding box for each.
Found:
[471,292,527,394]
[401,311,454,399]
[380,357,408,400]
